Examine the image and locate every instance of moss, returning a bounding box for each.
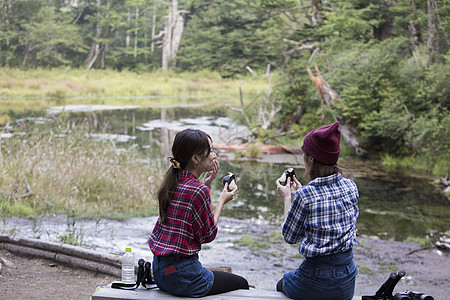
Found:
[234,236,269,252]
[358,266,375,275]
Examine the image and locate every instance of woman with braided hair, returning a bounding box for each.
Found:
[148,128,249,297]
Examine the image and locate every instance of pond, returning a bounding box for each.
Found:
[5,104,450,242]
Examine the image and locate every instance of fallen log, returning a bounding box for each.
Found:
[215,143,301,155]
[0,234,121,276]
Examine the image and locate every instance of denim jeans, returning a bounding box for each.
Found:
[282,249,358,300]
[152,254,213,297]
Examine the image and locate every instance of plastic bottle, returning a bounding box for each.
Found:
[121,247,135,284]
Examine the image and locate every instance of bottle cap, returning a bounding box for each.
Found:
[125,247,131,252]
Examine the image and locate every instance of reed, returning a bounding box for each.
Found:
[0,118,162,219]
[0,68,270,107]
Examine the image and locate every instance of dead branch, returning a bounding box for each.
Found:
[258,75,281,130]
[307,64,367,156]
[239,87,252,127]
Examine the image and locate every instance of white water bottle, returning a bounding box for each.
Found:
[121,247,135,284]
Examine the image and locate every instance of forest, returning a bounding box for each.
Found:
[1,0,449,175]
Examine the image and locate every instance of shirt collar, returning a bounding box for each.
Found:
[181,170,198,181]
[308,173,342,186]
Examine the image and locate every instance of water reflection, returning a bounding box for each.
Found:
[4,104,449,241]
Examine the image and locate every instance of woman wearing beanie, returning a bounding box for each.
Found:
[275,121,359,300]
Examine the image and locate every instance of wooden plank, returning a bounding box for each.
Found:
[92,283,363,300]
[92,283,289,299]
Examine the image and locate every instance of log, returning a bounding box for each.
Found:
[0,234,230,277]
[0,234,121,276]
[214,143,301,155]
[1,243,121,276]
[0,234,121,267]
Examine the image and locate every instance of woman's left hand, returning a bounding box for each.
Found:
[204,160,220,187]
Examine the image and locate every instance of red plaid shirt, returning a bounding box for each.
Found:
[148,170,218,256]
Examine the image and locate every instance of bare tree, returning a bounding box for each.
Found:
[151,0,157,53]
[86,0,113,70]
[126,7,131,52]
[307,64,367,156]
[226,71,282,142]
[162,0,187,70]
[134,6,139,58]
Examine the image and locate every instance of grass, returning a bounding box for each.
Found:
[377,260,398,273]
[380,153,450,178]
[358,266,376,275]
[0,118,162,219]
[405,236,432,247]
[0,67,271,113]
[234,236,270,252]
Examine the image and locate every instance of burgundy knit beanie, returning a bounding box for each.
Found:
[303,121,341,165]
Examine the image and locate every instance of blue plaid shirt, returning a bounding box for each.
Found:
[282,173,359,257]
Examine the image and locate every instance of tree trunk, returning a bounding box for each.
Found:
[151,0,157,53]
[21,44,35,68]
[408,2,423,49]
[307,64,367,156]
[126,7,131,53]
[170,0,185,68]
[310,0,322,26]
[86,0,103,70]
[408,21,423,49]
[162,0,186,70]
[144,4,148,58]
[427,0,438,59]
[0,0,18,67]
[134,6,139,58]
[100,43,108,69]
[373,21,392,40]
[161,7,172,70]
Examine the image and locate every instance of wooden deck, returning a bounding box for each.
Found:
[91,282,363,299]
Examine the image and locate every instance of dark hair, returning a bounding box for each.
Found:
[302,146,341,180]
[157,129,212,223]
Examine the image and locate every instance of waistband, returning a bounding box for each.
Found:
[305,248,353,264]
[156,253,199,263]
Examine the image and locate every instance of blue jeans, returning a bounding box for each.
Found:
[282,249,357,300]
[152,254,213,297]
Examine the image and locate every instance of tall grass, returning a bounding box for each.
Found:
[380,153,449,177]
[0,118,162,219]
[0,68,270,108]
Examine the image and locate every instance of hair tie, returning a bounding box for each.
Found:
[168,157,180,169]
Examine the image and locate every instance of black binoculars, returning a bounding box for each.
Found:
[111,258,155,290]
[362,270,434,300]
[393,291,434,300]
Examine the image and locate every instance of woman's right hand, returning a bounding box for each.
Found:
[276,175,301,198]
[214,183,238,224]
[219,183,237,205]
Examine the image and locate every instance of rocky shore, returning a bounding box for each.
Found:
[0,216,448,299]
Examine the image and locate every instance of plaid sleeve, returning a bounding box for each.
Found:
[191,185,218,244]
[282,190,308,244]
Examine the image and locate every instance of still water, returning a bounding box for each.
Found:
[9,104,450,242]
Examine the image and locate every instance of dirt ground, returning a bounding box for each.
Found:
[0,249,117,300]
[1,215,449,300]
[1,238,449,300]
